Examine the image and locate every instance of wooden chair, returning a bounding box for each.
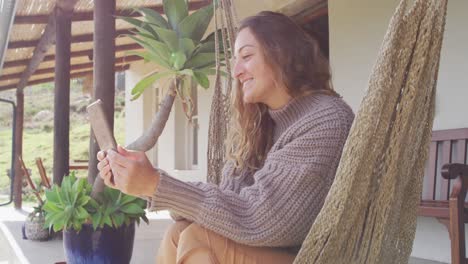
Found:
[417,128,468,264]
[17,156,43,204]
[35,157,51,189]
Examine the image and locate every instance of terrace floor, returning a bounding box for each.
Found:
[0,205,448,264]
[0,204,172,264]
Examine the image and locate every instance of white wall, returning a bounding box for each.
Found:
[329,0,468,131]
[124,61,159,163]
[329,0,468,262]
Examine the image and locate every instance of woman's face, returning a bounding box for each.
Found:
[233,28,291,109]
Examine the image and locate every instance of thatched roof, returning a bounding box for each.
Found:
[0,0,210,92]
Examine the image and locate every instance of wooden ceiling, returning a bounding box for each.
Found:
[0,0,211,92]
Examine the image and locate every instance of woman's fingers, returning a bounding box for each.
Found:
[100,170,115,188]
[107,149,133,167]
[97,158,108,171]
[96,150,107,161]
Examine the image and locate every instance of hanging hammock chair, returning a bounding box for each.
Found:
[207,0,448,263]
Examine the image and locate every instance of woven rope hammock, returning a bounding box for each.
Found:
[207,0,448,263]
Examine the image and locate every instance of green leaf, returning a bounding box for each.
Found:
[53,220,64,232]
[45,211,63,225]
[193,71,210,89]
[136,198,147,208]
[136,35,172,59]
[113,212,125,227]
[120,194,138,206]
[125,50,152,62]
[179,38,196,58]
[106,188,121,201]
[163,0,188,32]
[87,198,99,210]
[134,7,169,29]
[103,215,113,228]
[131,71,174,101]
[118,17,159,40]
[171,52,187,70]
[91,211,102,230]
[43,201,62,213]
[75,206,89,220]
[77,195,90,207]
[62,175,72,192]
[45,188,60,204]
[178,4,213,43]
[73,222,82,232]
[184,52,216,69]
[178,69,194,77]
[126,35,173,69]
[195,41,216,54]
[120,203,145,215]
[153,27,179,52]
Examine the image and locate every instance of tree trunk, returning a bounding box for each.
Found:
[90,80,177,197]
[126,81,176,152]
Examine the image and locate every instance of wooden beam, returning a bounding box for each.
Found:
[2,43,140,69]
[15,0,80,93]
[0,65,130,92]
[0,55,142,82]
[13,89,24,209]
[15,10,57,91]
[8,29,132,49]
[53,5,74,184]
[88,0,116,184]
[13,1,211,24]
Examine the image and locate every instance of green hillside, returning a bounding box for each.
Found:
[0,81,125,197]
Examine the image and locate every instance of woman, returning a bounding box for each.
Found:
[98,11,354,264]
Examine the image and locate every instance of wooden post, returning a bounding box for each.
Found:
[13,89,24,209]
[53,6,72,184]
[88,0,116,183]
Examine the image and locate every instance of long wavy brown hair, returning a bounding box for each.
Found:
[226,11,338,173]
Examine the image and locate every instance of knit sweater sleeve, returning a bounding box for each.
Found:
[149,106,353,247]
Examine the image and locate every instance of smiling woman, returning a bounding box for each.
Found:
[98,10,354,264]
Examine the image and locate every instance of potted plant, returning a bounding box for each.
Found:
[43,172,148,264]
[19,156,50,241]
[24,203,49,241]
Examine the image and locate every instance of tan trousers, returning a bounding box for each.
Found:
[156,220,296,264]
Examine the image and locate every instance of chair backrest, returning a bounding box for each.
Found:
[422,128,468,201]
[18,155,35,189]
[35,157,51,189]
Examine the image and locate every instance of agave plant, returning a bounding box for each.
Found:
[116,0,227,153]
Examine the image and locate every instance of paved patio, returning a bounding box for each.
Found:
[0,205,448,264]
[0,205,172,264]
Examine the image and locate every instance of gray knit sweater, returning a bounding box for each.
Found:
[149,93,354,247]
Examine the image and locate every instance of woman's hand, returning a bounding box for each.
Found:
[97,145,160,197]
[97,150,113,184]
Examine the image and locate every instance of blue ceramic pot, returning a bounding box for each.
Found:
[63,223,135,264]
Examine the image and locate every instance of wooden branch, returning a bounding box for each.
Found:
[0,64,130,91]
[2,43,140,69]
[13,1,211,24]
[1,55,141,82]
[8,29,132,49]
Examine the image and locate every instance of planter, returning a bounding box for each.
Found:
[63,223,135,264]
[24,216,49,241]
